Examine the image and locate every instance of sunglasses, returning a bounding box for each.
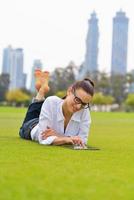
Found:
[73,90,90,109]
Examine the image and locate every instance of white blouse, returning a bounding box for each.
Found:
[31,96,91,145]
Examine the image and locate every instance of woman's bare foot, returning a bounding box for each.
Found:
[34,69,42,91]
[40,71,50,94]
[34,70,50,101]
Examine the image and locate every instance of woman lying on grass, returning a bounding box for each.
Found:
[19,69,94,148]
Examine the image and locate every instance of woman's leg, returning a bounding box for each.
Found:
[19,70,50,139]
[22,101,44,125]
[22,70,50,124]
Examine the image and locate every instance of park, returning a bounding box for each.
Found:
[0,106,134,200]
[0,1,134,199]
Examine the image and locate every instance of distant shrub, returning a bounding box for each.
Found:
[6,89,30,106]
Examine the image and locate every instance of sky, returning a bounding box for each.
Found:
[0,0,134,87]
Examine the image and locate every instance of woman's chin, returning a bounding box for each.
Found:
[72,107,78,113]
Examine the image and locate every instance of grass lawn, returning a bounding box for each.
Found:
[0,106,134,200]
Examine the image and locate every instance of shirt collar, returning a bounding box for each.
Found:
[57,100,64,121]
[71,112,81,122]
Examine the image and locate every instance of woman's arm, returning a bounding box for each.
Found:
[41,128,84,146]
[41,127,74,145]
[52,136,74,145]
[78,110,91,145]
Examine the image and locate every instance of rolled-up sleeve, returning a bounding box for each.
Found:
[37,98,56,145]
[78,110,91,144]
[39,136,58,145]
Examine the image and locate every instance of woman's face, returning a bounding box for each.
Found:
[65,88,93,113]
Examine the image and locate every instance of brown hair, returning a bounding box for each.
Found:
[71,78,94,96]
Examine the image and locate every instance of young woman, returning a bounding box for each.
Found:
[19,69,94,148]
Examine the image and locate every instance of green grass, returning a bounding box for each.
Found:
[0,106,134,200]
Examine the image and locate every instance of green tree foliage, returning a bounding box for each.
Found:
[125,94,134,106]
[6,89,30,106]
[86,71,111,95]
[45,63,134,107]
[55,90,66,98]
[103,95,115,105]
[86,72,133,105]
[0,74,10,101]
[126,72,134,84]
[110,74,127,104]
[47,62,76,96]
[125,94,134,112]
[92,92,114,105]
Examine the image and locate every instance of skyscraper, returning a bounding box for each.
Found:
[2,45,13,74]
[10,48,26,89]
[111,10,129,75]
[2,46,26,90]
[78,12,99,80]
[30,59,42,92]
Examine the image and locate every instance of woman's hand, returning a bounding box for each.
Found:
[41,127,58,139]
[70,136,84,147]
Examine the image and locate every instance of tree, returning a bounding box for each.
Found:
[110,74,127,104]
[47,62,76,96]
[92,92,115,111]
[85,71,111,95]
[0,74,10,101]
[55,90,66,98]
[103,95,115,105]
[92,92,114,105]
[6,89,30,106]
[96,72,111,95]
[92,92,105,105]
[126,72,134,84]
[125,94,134,112]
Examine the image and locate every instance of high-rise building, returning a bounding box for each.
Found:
[2,45,13,74]
[78,12,99,80]
[2,46,26,90]
[10,48,25,90]
[30,59,42,92]
[85,11,99,73]
[111,10,129,75]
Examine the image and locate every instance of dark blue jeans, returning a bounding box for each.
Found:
[19,101,44,140]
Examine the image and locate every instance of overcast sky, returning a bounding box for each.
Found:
[0,0,134,86]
